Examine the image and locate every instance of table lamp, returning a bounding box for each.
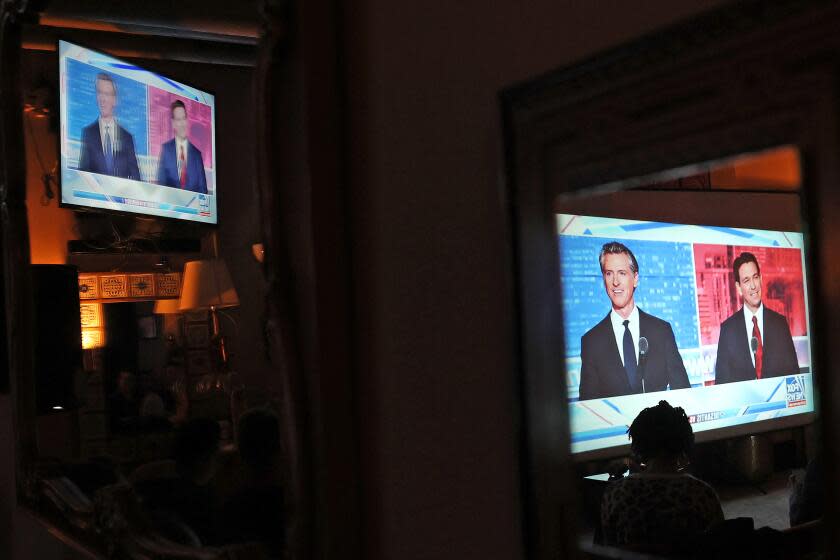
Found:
[179,258,239,366]
[153,298,181,315]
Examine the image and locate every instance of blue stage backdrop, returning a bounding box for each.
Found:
[65,59,149,155]
[559,235,699,358]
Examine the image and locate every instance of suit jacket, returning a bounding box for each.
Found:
[77,120,141,180]
[578,308,690,401]
[156,138,208,194]
[714,306,799,384]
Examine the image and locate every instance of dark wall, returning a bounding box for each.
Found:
[343,1,728,558]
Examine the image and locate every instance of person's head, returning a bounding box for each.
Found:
[733,251,762,313]
[237,408,282,477]
[628,400,694,468]
[116,370,136,398]
[174,418,220,484]
[170,100,188,140]
[95,73,117,119]
[599,241,639,317]
[140,392,166,418]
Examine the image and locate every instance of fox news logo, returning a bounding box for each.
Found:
[786,375,806,407]
[198,194,210,215]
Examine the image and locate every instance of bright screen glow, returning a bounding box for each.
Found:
[59,40,217,224]
[560,214,814,456]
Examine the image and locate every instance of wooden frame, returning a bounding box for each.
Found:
[502,0,840,557]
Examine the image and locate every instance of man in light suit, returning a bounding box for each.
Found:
[156,100,207,194]
[77,73,141,180]
[715,252,799,384]
[578,241,690,401]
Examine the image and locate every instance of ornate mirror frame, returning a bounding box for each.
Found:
[502,1,840,557]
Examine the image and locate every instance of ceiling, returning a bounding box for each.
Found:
[23,0,262,66]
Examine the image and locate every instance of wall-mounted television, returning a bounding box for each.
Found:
[59,40,217,224]
[560,213,815,458]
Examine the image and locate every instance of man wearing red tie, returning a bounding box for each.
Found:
[156,100,208,194]
[714,252,799,384]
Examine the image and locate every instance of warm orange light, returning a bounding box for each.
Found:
[81,329,105,350]
[80,303,102,328]
[37,17,124,33]
[81,302,104,349]
[711,146,801,191]
[25,112,73,265]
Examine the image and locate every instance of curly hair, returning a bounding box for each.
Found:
[627,400,694,463]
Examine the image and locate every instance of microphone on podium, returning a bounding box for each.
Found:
[639,336,649,393]
[751,336,758,355]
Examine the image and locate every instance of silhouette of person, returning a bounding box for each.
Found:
[218,408,286,556]
[600,400,723,552]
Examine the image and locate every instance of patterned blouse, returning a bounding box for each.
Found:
[601,473,725,549]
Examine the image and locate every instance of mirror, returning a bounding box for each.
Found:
[0,0,365,557]
[0,3,328,558]
[555,149,820,556]
[502,3,840,558]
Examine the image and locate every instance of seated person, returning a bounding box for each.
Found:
[108,370,140,433]
[136,392,176,432]
[217,408,286,556]
[134,418,221,545]
[109,371,189,434]
[790,454,823,526]
[600,400,724,552]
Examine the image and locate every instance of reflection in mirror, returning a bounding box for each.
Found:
[14,20,294,555]
[556,148,822,557]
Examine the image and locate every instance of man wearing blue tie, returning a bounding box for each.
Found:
[155,100,208,194]
[78,73,141,180]
[578,242,691,401]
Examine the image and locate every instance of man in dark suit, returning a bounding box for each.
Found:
[714,252,799,384]
[578,242,690,401]
[156,100,208,194]
[77,73,141,180]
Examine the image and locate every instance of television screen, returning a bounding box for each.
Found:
[59,40,217,224]
[560,214,815,457]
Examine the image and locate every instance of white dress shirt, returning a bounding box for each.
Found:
[609,304,640,367]
[742,303,764,367]
[98,117,118,154]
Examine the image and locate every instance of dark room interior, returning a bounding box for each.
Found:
[3,1,840,559]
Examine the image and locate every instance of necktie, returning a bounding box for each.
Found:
[752,315,763,379]
[623,319,638,391]
[179,145,187,187]
[104,125,114,174]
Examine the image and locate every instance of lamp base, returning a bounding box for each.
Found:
[210,306,230,370]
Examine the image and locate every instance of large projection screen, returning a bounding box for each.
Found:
[560,213,815,458]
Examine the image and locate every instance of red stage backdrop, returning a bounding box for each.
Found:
[147,87,214,168]
[693,244,807,346]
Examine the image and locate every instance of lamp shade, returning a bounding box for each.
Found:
[179,258,240,311]
[153,298,182,315]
